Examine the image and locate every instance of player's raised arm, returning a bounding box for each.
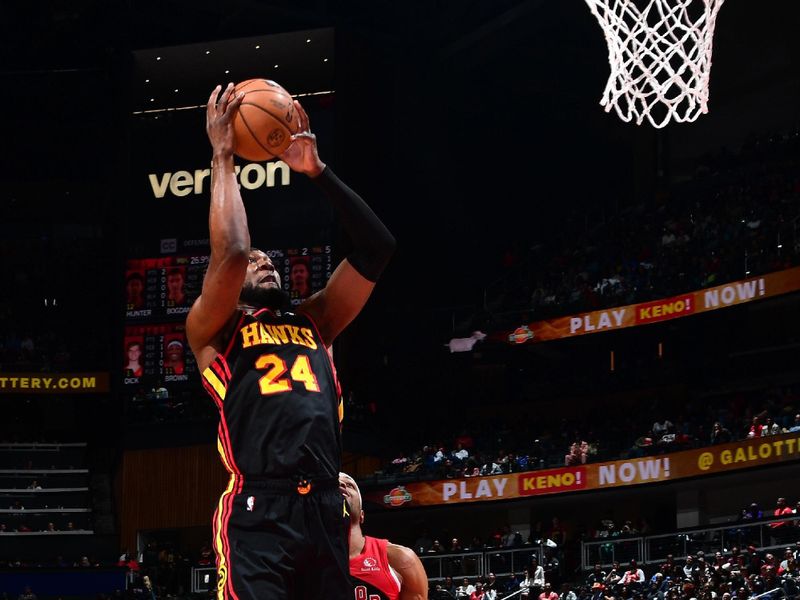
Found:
[279,100,396,347]
[387,543,429,600]
[186,83,248,370]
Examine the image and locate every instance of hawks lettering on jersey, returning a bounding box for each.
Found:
[201,308,343,478]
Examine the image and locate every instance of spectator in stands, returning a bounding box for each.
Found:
[452,443,470,465]
[589,582,605,600]
[17,585,37,600]
[428,540,444,554]
[506,572,522,594]
[433,584,454,600]
[743,503,764,521]
[484,573,499,600]
[539,582,559,600]
[762,417,781,436]
[770,497,794,544]
[746,417,763,439]
[76,555,91,567]
[520,569,534,600]
[621,559,646,590]
[586,565,607,588]
[470,582,485,600]
[683,555,696,580]
[442,577,458,599]
[547,517,567,547]
[543,549,561,588]
[710,422,733,445]
[659,555,675,576]
[646,572,667,600]
[390,452,409,473]
[559,582,577,600]
[26,480,41,490]
[787,414,800,433]
[467,535,484,552]
[605,561,622,588]
[457,578,475,600]
[565,442,588,466]
[652,418,674,441]
[530,556,546,597]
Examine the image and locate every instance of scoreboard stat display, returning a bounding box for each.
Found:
[123,246,333,386]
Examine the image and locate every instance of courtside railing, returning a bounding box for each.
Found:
[582,514,800,570]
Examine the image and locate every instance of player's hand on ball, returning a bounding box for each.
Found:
[279,100,326,177]
[206,83,244,158]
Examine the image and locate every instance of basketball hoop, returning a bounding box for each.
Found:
[584,0,725,128]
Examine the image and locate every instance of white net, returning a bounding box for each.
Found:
[584,0,725,128]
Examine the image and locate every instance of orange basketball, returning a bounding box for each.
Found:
[232,79,300,161]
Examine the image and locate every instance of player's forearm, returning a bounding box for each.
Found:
[312,167,395,282]
[210,153,250,256]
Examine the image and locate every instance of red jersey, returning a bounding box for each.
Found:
[350,536,402,600]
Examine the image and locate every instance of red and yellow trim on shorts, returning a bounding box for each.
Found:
[213,472,242,600]
[203,355,243,600]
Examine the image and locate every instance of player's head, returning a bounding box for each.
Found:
[166,268,185,299]
[126,341,142,360]
[290,258,311,292]
[126,272,144,298]
[166,339,184,363]
[339,472,364,526]
[240,248,290,310]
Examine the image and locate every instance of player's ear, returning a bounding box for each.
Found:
[360,510,365,525]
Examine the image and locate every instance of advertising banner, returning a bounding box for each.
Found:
[363,433,800,509]
[0,373,110,394]
[501,267,800,345]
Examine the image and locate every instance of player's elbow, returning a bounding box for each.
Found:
[350,233,396,282]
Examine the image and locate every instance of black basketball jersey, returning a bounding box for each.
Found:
[201,307,343,478]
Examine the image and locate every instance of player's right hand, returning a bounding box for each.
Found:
[206,83,244,157]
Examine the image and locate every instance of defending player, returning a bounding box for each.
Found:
[187,83,395,600]
[340,472,429,600]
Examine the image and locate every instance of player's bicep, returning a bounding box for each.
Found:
[388,545,429,600]
[186,254,248,352]
[299,258,374,346]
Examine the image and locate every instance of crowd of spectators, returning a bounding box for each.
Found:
[372,380,800,484]
[489,128,800,328]
[426,497,800,600]
[571,541,800,600]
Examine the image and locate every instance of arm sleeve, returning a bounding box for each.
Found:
[312,166,396,282]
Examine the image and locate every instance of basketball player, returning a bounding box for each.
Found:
[289,257,312,300]
[187,82,395,600]
[340,472,429,600]
[165,267,188,307]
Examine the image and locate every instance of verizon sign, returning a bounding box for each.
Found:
[148,160,292,199]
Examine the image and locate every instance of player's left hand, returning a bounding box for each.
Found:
[279,100,326,177]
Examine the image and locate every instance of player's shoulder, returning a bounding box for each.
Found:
[386,541,423,569]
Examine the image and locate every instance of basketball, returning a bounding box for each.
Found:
[232,79,300,161]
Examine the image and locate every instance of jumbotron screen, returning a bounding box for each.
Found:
[122,244,333,386]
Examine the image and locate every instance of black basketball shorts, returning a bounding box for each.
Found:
[212,476,351,600]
